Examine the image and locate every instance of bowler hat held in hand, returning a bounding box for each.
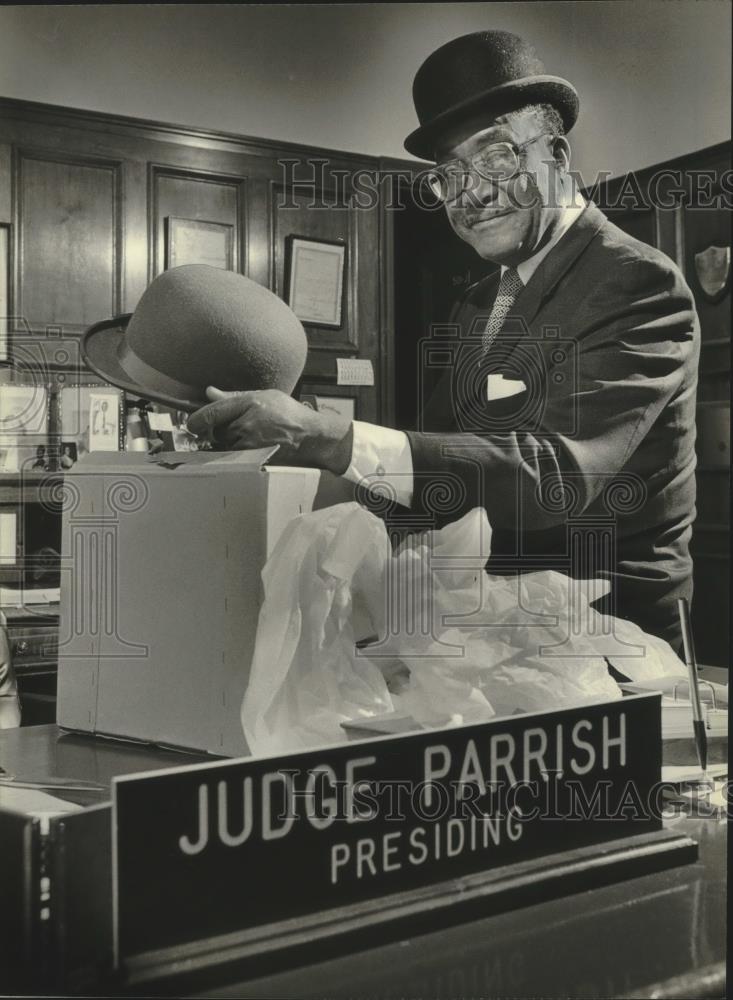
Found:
[405,30,579,160]
[82,264,308,411]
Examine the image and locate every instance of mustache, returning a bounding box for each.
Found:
[461,207,515,226]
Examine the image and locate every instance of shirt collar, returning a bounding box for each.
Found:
[502,195,587,286]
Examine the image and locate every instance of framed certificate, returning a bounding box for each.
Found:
[166,218,234,271]
[285,236,346,329]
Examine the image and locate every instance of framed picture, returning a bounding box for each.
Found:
[0,381,50,473]
[166,217,234,271]
[59,441,78,469]
[285,236,346,329]
[299,383,357,421]
[58,384,125,459]
[0,384,49,436]
[0,224,9,362]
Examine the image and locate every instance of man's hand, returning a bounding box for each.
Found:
[186,387,354,474]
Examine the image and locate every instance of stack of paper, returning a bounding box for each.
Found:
[661,697,728,739]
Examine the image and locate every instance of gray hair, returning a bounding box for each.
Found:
[508,103,566,138]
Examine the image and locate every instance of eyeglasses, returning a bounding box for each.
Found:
[425,132,553,203]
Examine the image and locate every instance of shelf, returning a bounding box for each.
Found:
[0,472,63,482]
[0,471,62,503]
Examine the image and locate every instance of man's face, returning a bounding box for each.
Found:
[436,109,564,265]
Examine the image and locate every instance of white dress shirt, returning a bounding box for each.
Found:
[343,199,586,508]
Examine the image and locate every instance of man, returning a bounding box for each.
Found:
[188,31,700,651]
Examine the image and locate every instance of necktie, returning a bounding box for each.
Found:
[482,267,523,356]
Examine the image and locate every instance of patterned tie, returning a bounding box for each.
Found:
[482,267,523,356]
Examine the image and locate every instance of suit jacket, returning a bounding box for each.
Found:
[404,202,700,649]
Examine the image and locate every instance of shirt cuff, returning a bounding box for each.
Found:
[343,421,414,508]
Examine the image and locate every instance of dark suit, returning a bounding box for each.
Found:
[404,202,700,649]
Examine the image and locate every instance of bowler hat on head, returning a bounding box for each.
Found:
[82,265,308,412]
[404,30,579,160]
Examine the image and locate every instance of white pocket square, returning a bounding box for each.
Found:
[486,373,527,401]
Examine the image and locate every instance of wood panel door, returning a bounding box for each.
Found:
[149,165,247,281]
[14,148,123,333]
[683,161,730,667]
[0,98,391,426]
[272,182,381,423]
[596,143,730,666]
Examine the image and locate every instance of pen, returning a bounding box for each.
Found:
[677,597,707,775]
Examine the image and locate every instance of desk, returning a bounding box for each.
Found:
[0,726,726,999]
[199,815,724,1000]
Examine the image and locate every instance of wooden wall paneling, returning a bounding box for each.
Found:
[355,195,380,424]
[0,98,390,423]
[694,467,730,524]
[122,157,150,314]
[681,151,729,667]
[697,373,731,403]
[149,164,246,279]
[698,342,730,378]
[0,97,358,160]
[245,175,273,290]
[653,202,685,269]
[687,545,730,667]
[377,162,396,429]
[602,204,657,247]
[0,144,11,223]
[683,207,731,346]
[272,174,381,423]
[13,148,123,335]
[0,105,290,321]
[696,401,730,468]
[592,142,731,666]
[272,185,357,353]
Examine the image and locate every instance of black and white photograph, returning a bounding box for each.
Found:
[0,3,729,998]
[58,441,77,470]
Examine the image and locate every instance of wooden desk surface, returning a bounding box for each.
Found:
[191,816,726,1000]
[0,723,210,804]
[0,726,726,999]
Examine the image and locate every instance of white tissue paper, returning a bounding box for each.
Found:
[240,504,393,755]
[241,503,687,755]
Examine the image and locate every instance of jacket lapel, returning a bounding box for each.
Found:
[494,201,608,368]
[519,201,607,322]
[441,202,609,430]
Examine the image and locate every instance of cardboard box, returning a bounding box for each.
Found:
[56,450,351,755]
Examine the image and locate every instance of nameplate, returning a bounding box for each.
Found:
[112,693,662,965]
